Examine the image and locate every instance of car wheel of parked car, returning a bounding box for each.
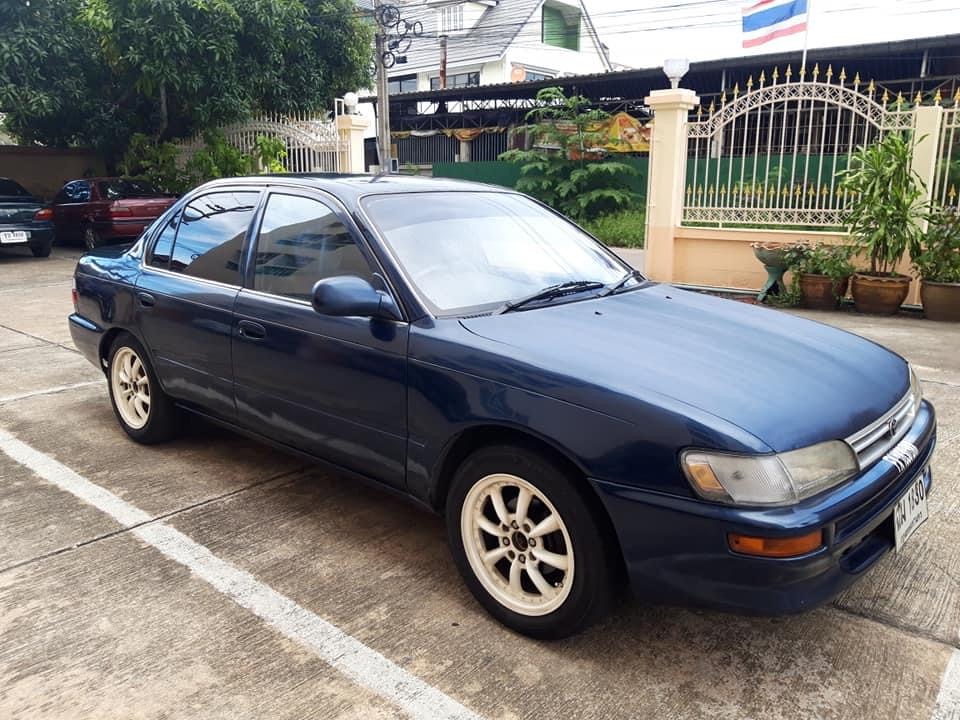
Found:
[83,227,103,250]
[447,445,616,639]
[107,334,179,444]
[30,240,52,258]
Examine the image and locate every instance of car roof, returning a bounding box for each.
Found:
[196,173,511,204]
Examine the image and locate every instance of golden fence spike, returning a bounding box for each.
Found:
[825,64,833,83]
[720,89,727,105]
[896,90,904,109]
[881,87,889,104]
[934,89,942,106]
[708,99,716,114]
[686,185,692,199]
[852,71,860,89]
[759,69,766,87]
[914,90,923,106]
[785,64,793,81]
[746,75,754,90]
[948,185,957,201]
[868,79,876,96]
[799,64,806,81]
[772,66,780,83]
[707,185,715,198]
[733,82,740,98]
[812,63,820,81]
[838,67,847,84]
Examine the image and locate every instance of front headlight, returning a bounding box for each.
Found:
[682,440,859,506]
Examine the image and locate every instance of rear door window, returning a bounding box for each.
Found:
[252,193,373,301]
[148,211,181,269]
[168,191,259,284]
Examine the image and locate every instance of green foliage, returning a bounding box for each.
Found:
[581,210,646,248]
[0,0,372,163]
[785,243,855,281]
[915,211,960,283]
[839,132,927,276]
[500,87,640,221]
[120,132,289,194]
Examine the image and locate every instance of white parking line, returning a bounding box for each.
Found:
[933,650,960,720]
[0,427,483,720]
[0,380,103,405]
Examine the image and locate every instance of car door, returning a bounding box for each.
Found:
[52,180,92,241]
[136,189,260,420]
[232,190,408,488]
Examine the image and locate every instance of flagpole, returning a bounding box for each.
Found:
[801,0,813,72]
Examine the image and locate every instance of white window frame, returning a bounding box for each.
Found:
[438,4,464,33]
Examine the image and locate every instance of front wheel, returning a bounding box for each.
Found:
[83,226,103,250]
[107,334,179,443]
[446,445,617,639]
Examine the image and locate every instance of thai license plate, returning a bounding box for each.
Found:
[893,471,928,550]
[0,230,28,243]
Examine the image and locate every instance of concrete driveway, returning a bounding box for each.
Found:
[1,245,958,720]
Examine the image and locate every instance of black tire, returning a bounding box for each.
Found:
[30,240,52,258]
[83,226,103,250]
[106,333,180,444]
[446,444,617,640]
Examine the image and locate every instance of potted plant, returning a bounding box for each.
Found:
[915,211,960,321]
[787,243,856,310]
[840,132,926,315]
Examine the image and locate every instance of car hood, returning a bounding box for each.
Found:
[459,284,909,452]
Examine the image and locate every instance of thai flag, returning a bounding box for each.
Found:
[742,0,808,49]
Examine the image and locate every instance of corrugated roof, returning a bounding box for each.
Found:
[386,0,541,75]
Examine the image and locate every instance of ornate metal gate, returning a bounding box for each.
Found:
[683,66,916,228]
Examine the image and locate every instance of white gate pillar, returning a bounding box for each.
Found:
[643,88,699,282]
[337,113,372,174]
[911,104,944,227]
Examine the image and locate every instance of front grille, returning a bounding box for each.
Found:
[846,388,919,470]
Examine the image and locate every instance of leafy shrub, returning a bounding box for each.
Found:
[785,243,855,280]
[581,210,646,248]
[915,211,960,283]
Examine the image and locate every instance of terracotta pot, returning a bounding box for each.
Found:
[850,273,911,315]
[798,274,850,310]
[921,281,960,322]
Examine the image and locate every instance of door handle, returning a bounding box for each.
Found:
[137,292,155,308]
[237,320,266,340]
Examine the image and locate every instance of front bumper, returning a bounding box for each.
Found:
[0,222,54,248]
[591,400,937,614]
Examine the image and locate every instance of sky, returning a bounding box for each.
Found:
[582,0,960,70]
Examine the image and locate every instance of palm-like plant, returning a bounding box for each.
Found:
[839,132,927,276]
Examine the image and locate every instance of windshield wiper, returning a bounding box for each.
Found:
[600,269,645,297]
[496,280,605,314]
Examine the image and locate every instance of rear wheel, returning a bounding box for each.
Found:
[446,445,616,639]
[83,226,103,250]
[30,240,52,257]
[107,334,179,444]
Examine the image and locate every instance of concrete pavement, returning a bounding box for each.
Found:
[1,244,959,719]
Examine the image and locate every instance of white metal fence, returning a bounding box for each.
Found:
[683,65,919,228]
[934,99,960,213]
[176,110,345,173]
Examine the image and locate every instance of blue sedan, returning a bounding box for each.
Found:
[69,175,936,639]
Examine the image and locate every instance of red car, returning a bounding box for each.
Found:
[52,178,176,249]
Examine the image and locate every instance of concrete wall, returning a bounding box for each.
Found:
[0,146,105,200]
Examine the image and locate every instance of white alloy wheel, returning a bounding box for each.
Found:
[110,346,151,429]
[460,473,575,616]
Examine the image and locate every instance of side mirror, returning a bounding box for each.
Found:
[311,276,402,321]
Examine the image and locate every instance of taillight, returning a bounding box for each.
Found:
[108,206,133,217]
[34,207,53,221]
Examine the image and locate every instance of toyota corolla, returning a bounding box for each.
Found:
[68,175,936,639]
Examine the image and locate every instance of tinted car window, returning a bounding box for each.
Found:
[98,178,160,199]
[60,181,91,203]
[169,192,258,284]
[253,194,373,301]
[148,210,181,269]
[0,179,30,197]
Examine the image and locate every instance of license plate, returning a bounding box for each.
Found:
[0,230,28,243]
[893,472,928,550]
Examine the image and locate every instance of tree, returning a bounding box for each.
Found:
[0,0,372,164]
[500,87,640,222]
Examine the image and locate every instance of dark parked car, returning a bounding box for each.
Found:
[0,178,54,257]
[52,177,176,250]
[68,176,936,638]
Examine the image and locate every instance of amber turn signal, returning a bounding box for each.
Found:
[727,529,823,558]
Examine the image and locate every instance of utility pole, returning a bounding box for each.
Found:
[439,35,448,90]
[374,0,392,174]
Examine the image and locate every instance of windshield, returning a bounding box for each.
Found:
[362,192,633,315]
[98,179,161,199]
